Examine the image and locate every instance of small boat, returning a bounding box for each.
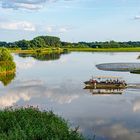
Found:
[84,76,127,89]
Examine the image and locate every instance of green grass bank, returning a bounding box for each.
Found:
[66,47,140,52]
[10,48,64,54]
[0,107,85,140]
[9,47,140,54]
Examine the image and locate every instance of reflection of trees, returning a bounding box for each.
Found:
[32,53,60,61]
[0,72,16,86]
[18,52,69,61]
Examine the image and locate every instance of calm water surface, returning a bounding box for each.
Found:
[1,52,140,140]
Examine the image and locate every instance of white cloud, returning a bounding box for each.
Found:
[59,27,68,33]
[45,26,53,33]
[0,20,72,33]
[0,0,72,10]
[0,21,36,31]
[43,25,72,33]
[1,0,47,10]
[134,16,140,20]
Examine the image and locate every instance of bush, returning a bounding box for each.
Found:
[0,107,85,140]
[0,48,13,61]
[0,48,16,73]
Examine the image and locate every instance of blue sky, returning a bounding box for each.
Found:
[0,0,140,42]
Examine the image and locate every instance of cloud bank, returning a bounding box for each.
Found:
[1,0,47,10]
[0,0,71,10]
[0,21,36,31]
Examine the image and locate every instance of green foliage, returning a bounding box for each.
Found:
[19,52,62,61]
[0,72,15,86]
[0,48,16,74]
[0,48,13,61]
[30,37,47,48]
[62,40,140,48]
[0,61,16,72]
[0,107,85,140]
[67,47,140,52]
[15,40,30,50]
[38,36,61,48]
[6,36,62,50]
[1,35,140,50]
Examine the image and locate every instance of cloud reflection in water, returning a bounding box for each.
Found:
[0,79,80,108]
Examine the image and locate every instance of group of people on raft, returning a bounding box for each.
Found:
[89,78,126,85]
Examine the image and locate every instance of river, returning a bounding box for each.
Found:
[0,52,140,140]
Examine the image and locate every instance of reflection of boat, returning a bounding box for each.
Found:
[85,88,124,95]
[84,76,127,89]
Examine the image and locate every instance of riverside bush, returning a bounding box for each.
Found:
[0,107,85,140]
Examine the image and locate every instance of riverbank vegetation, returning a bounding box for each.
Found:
[1,35,140,52]
[0,107,85,140]
[66,47,140,52]
[0,48,16,74]
[11,47,65,54]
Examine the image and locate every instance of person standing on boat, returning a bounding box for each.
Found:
[93,80,97,88]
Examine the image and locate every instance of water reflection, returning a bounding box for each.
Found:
[72,92,140,139]
[0,72,16,86]
[0,79,81,108]
[95,123,140,140]
[18,52,69,61]
[1,52,140,139]
[84,88,125,95]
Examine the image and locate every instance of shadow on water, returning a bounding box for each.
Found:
[0,72,16,86]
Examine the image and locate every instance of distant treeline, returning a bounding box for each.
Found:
[0,35,140,49]
[62,41,140,48]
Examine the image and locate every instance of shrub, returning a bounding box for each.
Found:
[0,48,16,73]
[0,107,85,140]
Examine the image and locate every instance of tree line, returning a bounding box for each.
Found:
[0,35,140,49]
[61,41,140,48]
[0,36,61,50]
